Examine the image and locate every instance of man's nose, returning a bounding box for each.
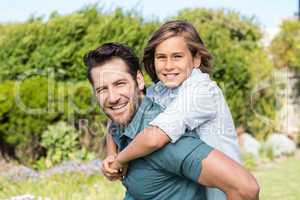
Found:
[107,89,120,104]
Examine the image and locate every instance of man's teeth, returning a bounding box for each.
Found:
[112,103,126,110]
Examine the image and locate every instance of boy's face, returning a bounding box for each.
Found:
[154,36,200,88]
[91,58,144,126]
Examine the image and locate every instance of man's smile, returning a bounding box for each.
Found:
[108,102,129,114]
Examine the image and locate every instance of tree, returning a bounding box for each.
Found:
[270,19,300,69]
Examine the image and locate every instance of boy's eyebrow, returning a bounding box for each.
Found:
[155,52,165,56]
[155,51,184,55]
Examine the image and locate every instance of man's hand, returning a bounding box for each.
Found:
[101,155,122,181]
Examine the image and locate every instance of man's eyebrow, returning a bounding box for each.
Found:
[95,86,105,91]
[114,78,128,84]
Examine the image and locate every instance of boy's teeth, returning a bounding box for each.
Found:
[166,74,176,78]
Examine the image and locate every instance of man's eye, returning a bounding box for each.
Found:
[117,82,126,87]
[96,88,106,94]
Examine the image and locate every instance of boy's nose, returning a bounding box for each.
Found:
[164,59,174,71]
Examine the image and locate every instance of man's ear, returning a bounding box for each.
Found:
[136,70,145,91]
[193,53,201,68]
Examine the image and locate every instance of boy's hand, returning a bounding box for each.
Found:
[101,155,122,181]
[111,158,129,177]
[110,156,127,172]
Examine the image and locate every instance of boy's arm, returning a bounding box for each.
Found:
[112,83,215,169]
[113,126,170,168]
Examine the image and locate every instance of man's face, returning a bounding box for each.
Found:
[91,58,144,126]
[154,36,200,88]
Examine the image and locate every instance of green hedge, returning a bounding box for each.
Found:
[0,76,105,163]
[0,6,276,162]
[0,6,159,82]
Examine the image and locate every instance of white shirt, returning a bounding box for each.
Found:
[147,69,241,200]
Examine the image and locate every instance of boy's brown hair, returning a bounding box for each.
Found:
[143,20,213,82]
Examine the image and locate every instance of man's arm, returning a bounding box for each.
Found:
[106,133,118,156]
[102,127,121,180]
[113,126,170,169]
[145,136,259,200]
[198,150,260,200]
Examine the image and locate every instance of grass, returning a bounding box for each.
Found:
[253,156,300,200]
[0,173,124,200]
[0,155,299,200]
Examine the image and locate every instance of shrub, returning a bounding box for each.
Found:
[41,122,79,167]
[0,6,158,82]
[0,77,106,164]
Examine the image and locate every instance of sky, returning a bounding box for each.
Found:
[0,0,298,42]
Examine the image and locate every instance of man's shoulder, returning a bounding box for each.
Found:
[141,96,163,115]
[139,96,163,129]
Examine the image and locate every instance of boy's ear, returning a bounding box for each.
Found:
[193,53,201,68]
[136,70,145,91]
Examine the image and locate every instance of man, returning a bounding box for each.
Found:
[84,43,260,200]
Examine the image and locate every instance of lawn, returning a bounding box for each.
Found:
[0,155,299,200]
[0,173,125,200]
[253,156,300,200]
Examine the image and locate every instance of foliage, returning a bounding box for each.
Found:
[270,19,300,97]
[270,19,300,69]
[0,6,278,162]
[0,6,158,82]
[0,77,105,163]
[40,122,79,168]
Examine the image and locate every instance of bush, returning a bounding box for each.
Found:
[0,6,277,161]
[0,77,106,164]
[0,6,158,82]
[41,122,79,167]
[38,121,96,169]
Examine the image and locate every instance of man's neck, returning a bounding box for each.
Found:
[119,94,144,131]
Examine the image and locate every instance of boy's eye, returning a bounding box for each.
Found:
[156,55,166,60]
[174,54,183,58]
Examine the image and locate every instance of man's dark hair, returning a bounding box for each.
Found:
[83,43,141,85]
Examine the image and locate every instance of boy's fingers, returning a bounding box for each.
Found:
[102,162,119,174]
[104,172,122,181]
